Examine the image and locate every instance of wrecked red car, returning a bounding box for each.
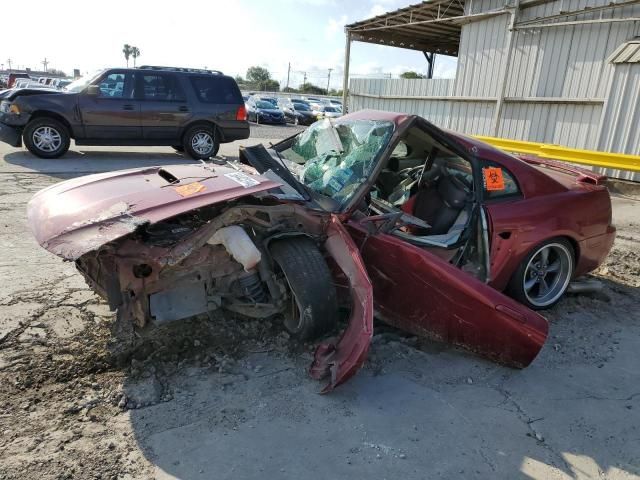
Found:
[27,110,615,391]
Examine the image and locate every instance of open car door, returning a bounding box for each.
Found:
[346,215,548,368]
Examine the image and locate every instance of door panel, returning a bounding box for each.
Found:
[78,71,141,139]
[347,220,548,368]
[140,102,191,140]
[138,73,191,140]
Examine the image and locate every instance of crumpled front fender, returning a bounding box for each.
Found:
[310,215,374,393]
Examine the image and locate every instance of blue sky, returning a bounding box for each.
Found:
[4,0,457,89]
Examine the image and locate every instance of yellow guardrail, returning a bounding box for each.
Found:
[473,136,640,173]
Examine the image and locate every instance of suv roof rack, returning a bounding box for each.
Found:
[137,65,223,75]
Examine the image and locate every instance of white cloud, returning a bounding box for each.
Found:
[325,14,348,40]
[367,4,388,18]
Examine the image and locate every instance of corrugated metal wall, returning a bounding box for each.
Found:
[349,0,640,180]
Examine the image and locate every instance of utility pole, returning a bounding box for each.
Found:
[6,58,12,72]
[286,62,290,90]
[326,68,333,94]
[302,71,307,88]
[42,58,49,72]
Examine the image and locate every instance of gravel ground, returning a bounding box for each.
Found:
[0,139,639,480]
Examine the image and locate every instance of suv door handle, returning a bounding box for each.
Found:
[178,106,189,112]
[122,104,135,111]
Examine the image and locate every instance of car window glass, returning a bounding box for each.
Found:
[391,141,409,158]
[189,76,241,104]
[482,162,520,199]
[97,72,134,99]
[142,74,185,101]
[281,119,394,206]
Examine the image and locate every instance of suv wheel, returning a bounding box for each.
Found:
[24,118,70,159]
[183,125,219,159]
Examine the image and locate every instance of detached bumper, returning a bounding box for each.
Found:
[0,123,22,147]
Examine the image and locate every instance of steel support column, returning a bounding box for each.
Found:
[491,0,520,136]
[342,31,352,112]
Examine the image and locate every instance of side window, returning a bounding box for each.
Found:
[481,161,521,199]
[141,74,185,101]
[189,76,241,104]
[97,72,134,99]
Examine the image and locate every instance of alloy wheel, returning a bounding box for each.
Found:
[523,243,573,307]
[32,126,62,152]
[191,132,214,156]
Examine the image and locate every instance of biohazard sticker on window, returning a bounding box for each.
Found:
[175,181,206,197]
[483,167,505,191]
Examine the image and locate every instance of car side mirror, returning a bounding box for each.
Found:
[86,85,100,96]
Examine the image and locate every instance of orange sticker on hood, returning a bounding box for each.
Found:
[483,167,505,191]
[175,182,206,197]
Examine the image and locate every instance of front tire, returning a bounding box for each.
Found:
[507,238,574,310]
[23,118,70,159]
[183,125,219,160]
[270,237,339,341]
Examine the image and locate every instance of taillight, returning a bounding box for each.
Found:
[236,105,247,121]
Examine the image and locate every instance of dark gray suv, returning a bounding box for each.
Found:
[0,66,249,159]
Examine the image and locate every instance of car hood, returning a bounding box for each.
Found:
[27,164,281,260]
[3,88,69,101]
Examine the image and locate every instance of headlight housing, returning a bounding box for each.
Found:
[0,101,19,114]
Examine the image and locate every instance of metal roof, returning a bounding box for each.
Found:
[608,39,640,64]
[345,0,505,56]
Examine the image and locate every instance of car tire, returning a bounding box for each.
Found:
[270,237,339,341]
[23,117,70,159]
[183,125,219,160]
[507,238,574,310]
[172,145,184,152]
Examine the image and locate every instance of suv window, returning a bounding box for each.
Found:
[97,72,134,99]
[189,76,241,104]
[141,74,185,101]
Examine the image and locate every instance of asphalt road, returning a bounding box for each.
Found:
[0,137,639,480]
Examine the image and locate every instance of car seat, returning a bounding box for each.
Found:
[403,174,469,235]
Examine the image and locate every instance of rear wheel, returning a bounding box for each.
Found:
[507,238,574,310]
[183,125,219,160]
[23,117,70,159]
[270,237,339,340]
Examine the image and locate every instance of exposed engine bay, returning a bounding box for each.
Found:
[73,202,372,392]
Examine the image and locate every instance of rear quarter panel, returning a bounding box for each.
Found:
[486,185,613,290]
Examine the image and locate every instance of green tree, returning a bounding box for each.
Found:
[246,66,271,84]
[400,71,425,79]
[234,75,245,84]
[299,83,326,95]
[122,44,132,67]
[131,47,141,67]
[262,79,280,92]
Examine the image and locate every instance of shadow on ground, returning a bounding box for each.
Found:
[3,148,196,178]
[119,277,640,480]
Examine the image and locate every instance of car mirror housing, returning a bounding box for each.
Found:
[86,85,100,96]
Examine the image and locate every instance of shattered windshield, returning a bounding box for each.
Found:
[280,119,394,207]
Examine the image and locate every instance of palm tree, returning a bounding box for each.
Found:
[131,47,141,68]
[122,44,132,67]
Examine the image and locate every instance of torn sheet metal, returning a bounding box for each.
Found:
[310,215,373,393]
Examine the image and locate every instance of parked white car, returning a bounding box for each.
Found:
[315,105,342,119]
